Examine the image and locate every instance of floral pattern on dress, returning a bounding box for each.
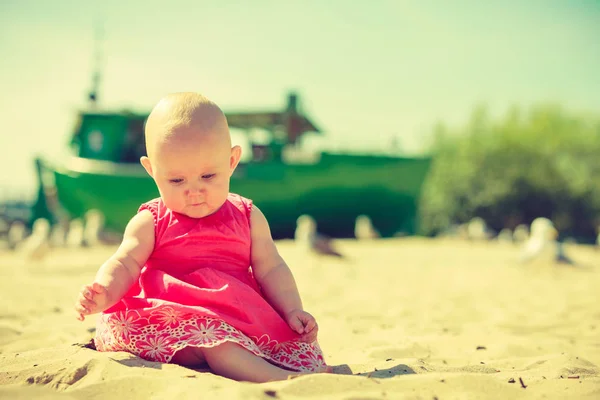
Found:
[106,311,143,345]
[148,306,182,330]
[95,306,326,372]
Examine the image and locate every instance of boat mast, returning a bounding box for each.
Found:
[88,20,104,108]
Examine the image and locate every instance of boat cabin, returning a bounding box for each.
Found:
[69,93,321,164]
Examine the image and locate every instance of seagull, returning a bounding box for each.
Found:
[7,220,27,250]
[435,223,461,239]
[83,209,105,247]
[520,217,574,265]
[66,218,84,248]
[0,218,9,243]
[512,224,529,244]
[554,241,575,265]
[496,228,514,243]
[354,215,380,240]
[295,214,343,258]
[49,220,68,248]
[17,218,50,260]
[467,217,494,240]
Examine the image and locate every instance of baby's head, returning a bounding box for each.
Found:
[141,92,241,218]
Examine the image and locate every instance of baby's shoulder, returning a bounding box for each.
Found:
[227,193,253,217]
[124,209,156,243]
[137,197,165,219]
[139,197,162,210]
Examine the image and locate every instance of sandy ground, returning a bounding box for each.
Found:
[0,238,599,399]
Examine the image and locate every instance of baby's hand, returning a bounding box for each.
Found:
[75,282,109,321]
[285,309,319,343]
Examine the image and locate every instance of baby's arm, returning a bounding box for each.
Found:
[75,210,155,320]
[250,206,318,342]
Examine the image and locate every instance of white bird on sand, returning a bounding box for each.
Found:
[66,219,84,248]
[467,217,494,240]
[435,224,461,239]
[512,224,529,244]
[520,218,573,265]
[457,223,469,239]
[49,220,68,247]
[7,220,27,250]
[354,215,380,240]
[554,241,575,265]
[496,228,514,243]
[83,209,105,247]
[17,218,50,260]
[0,218,9,240]
[295,215,343,258]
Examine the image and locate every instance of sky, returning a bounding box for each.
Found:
[1,0,599,198]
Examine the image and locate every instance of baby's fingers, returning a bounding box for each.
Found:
[91,282,107,295]
[81,285,94,300]
[303,318,317,332]
[74,302,89,318]
[289,317,305,334]
[300,328,318,343]
[76,296,96,313]
[75,310,86,321]
[78,292,95,307]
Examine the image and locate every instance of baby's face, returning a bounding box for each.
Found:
[147,129,240,218]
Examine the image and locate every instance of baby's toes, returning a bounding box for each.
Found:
[316,365,333,373]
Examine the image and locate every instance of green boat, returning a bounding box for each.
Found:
[32,93,432,239]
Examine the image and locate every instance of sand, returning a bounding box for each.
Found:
[0,238,599,399]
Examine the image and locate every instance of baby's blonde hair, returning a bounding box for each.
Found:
[145,92,229,158]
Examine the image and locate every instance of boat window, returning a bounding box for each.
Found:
[247,128,283,163]
[121,118,147,163]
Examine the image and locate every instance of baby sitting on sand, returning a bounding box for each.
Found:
[74,92,329,382]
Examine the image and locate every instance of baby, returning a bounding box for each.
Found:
[75,92,329,382]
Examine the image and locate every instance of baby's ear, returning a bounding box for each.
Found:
[140,156,153,177]
[229,145,242,172]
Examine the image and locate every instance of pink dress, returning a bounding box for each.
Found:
[94,193,326,372]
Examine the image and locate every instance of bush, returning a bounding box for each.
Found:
[419,104,600,242]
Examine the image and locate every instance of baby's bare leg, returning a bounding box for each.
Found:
[204,342,302,382]
[172,342,304,382]
[171,346,207,368]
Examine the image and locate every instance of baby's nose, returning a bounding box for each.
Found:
[186,184,205,196]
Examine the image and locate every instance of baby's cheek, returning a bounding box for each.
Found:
[216,180,230,199]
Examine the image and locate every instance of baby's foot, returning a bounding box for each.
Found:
[287,365,333,380]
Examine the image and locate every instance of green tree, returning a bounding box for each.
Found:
[419,104,600,242]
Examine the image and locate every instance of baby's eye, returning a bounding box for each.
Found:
[202,174,215,180]
[169,178,184,184]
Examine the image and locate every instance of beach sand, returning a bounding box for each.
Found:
[0,238,599,399]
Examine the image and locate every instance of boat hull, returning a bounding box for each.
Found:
[36,154,431,239]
